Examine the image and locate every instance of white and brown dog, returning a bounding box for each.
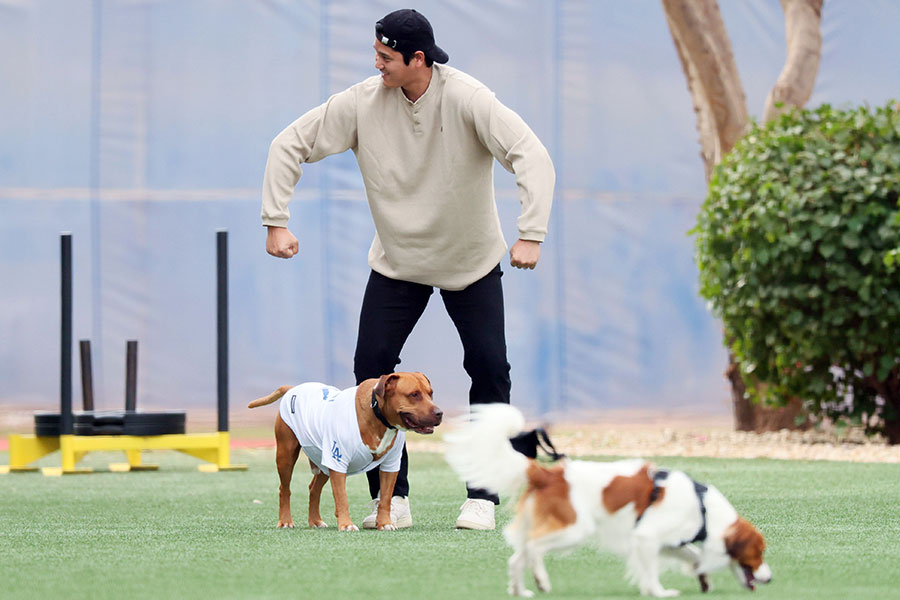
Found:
[445,404,771,597]
[249,372,442,531]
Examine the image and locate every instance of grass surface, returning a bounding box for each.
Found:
[1,449,899,599]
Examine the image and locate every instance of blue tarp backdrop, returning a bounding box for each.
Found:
[2,0,899,420]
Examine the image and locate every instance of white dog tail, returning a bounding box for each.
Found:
[444,403,531,497]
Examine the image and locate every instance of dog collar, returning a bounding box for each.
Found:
[371,390,395,430]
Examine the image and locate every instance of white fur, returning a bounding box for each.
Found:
[443,404,530,497]
[444,404,771,597]
[372,427,397,456]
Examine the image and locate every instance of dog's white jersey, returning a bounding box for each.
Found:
[279,382,404,476]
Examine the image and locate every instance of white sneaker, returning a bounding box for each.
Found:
[455,498,495,530]
[362,495,413,529]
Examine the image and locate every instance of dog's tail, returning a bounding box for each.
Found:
[247,385,292,409]
[444,404,531,498]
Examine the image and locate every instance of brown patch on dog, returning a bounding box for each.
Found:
[601,464,664,519]
[724,517,766,570]
[522,462,577,539]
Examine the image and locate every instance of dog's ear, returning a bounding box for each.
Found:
[725,529,749,560]
[414,372,431,386]
[725,518,765,568]
[375,373,399,398]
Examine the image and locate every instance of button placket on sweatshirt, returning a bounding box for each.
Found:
[407,101,423,134]
[404,83,432,135]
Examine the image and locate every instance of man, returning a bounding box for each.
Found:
[261,8,554,530]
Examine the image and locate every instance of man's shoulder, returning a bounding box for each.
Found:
[438,65,490,101]
[352,74,385,92]
[344,75,390,102]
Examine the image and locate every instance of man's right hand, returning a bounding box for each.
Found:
[266,226,299,259]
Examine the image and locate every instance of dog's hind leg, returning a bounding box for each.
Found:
[507,550,533,598]
[275,414,301,528]
[307,462,330,528]
[526,525,593,594]
[629,533,680,597]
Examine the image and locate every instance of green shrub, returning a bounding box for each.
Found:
[692,101,900,442]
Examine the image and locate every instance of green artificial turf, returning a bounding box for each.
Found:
[1,449,899,599]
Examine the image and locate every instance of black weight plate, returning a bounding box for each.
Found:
[71,411,186,436]
[34,412,61,425]
[37,410,187,436]
[35,412,92,436]
[123,411,186,435]
[74,422,125,436]
[35,423,61,437]
[80,411,126,426]
[34,412,61,436]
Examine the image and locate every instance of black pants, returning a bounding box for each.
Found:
[356,265,510,504]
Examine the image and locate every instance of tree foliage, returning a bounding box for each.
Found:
[692,101,900,440]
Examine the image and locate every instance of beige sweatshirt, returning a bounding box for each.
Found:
[261,64,555,290]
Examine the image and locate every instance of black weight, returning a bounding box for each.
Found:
[71,411,186,436]
[74,422,124,436]
[36,410,185,436]
[124,411,186,435]
[82,411,126,426]
[34,411,61,437]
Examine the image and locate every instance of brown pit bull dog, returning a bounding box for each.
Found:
[248,372,442,531]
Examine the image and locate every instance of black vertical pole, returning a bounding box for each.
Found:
[79,340,94,411]
[125,340,138,411]
[61,233,73,436]
[216,230,228,433]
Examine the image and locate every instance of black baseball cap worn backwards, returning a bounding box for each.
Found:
[375,9,449,64]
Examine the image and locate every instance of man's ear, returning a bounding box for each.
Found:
[414,50,426,66]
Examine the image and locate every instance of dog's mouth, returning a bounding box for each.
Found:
[400,412,438,434]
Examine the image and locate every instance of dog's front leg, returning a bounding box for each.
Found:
[307,461,330,528]
[661,545,708,592]
[329,471,358,531]
[376,470,399,531]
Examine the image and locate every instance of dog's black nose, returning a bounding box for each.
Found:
[433,409,443,423]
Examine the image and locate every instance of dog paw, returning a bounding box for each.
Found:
[379,523,397,531]
[308,520,328,528]
[641,585,680,598]
[339,523,359,531]
[277,521,295,529]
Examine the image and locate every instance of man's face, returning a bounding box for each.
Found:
[374,40,415,88]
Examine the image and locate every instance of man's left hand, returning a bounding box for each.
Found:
[510,239,541,270]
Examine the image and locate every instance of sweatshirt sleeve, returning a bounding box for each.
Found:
[470,88,555,242]
[260,88,359,228]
